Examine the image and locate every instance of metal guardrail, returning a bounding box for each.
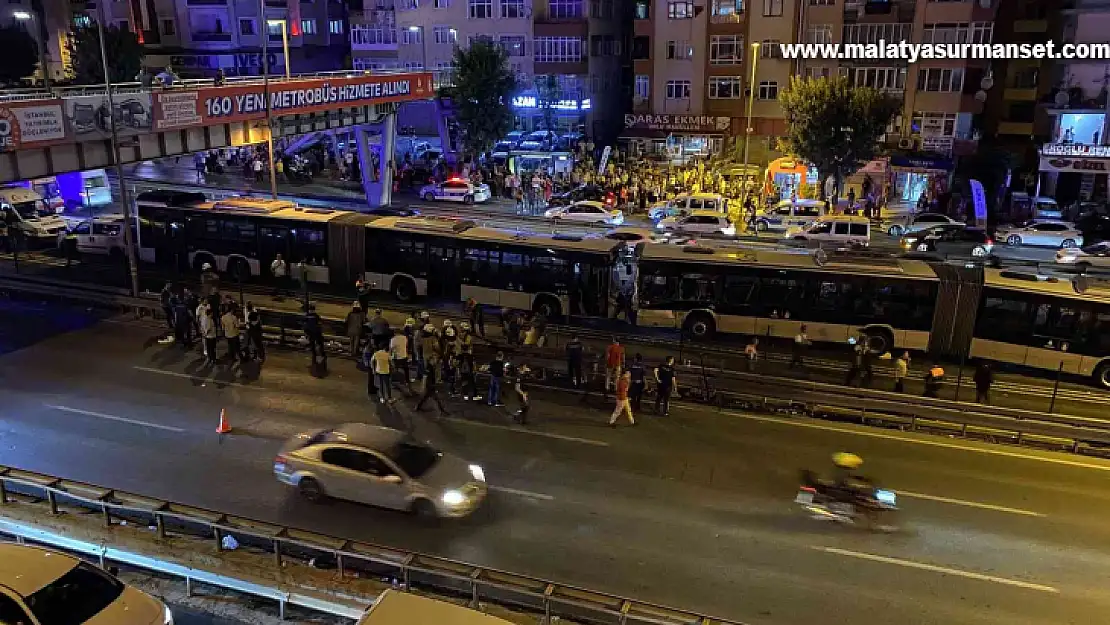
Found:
[0,467,750,625]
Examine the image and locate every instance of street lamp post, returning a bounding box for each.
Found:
[94,16,140,297]
[12,11,50,91]
[741,41,761,205]
[258,0,279,199]
[267,19,291,80]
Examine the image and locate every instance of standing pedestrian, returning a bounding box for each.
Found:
[369,308,391,349]
[604,337,625,396]
[845,340,864,386]
[893,351,909,393]
[790,325,810,368]
[372,344,394,404]
[199,305,218,365]
[512,363,531,424]
[609,371,635,427]
[488,351,506,406]
[363,339,377,398]
[303,305,326,367]
[654,356,676,416]
[466,298,485,337]
[566,335,584,388]
[270,254,287,296]
[744,337,759,372]
[389,328,411,387]
[973,361,993,404]
[220,305,242,363]
[628,353,646,412]
[245,303,264,361]
[459,346,478,401]
[172,293,191,348]
[415,361,449,416]
[160,283,175,333]
[345,302,365,356]
[924,363,944,398]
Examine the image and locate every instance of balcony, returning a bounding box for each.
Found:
[192,31,233,42]
[709,11,743,24]
[534,7,586,23]
[351,26,398,50]
[845,0,915,23]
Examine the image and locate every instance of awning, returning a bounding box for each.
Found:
[618,128,668,140]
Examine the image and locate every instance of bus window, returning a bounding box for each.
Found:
[721,275,756,309]
[294,227,325,263]
[223,219,257,243]
[975,293,1032,343]
[1032,303,1089,347]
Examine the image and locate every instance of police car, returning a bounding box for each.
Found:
[419,178,492,204]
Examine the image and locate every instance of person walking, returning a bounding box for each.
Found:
[893,351,909,393]
[160,283,175,333]
[303,305,326,367]
[790,324,810,369]
[415,360,448,416]
[628,353,646,412]
[466,298,485,338]
[372,344,394,404]
[566,335,584,388]
[245,302,264,361]
[654,356,677,416]
[608,371,635,427]
[512,363,531,425]
[220,305,242,363]
[487,351,506,406]
[345,302,365,357]
[973,361,993,404]
[744,337,759,372]
[604,337,625,396]
[845,339,865,386]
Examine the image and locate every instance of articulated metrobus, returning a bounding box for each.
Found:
[134,196,629,319]
[635,243,1110,388]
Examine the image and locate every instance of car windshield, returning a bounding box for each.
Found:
[12,199,53,219]
[26,561,125,625]
[385,441,440,478]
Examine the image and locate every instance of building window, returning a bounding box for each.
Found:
[806,24,832,44]
[762,0,782,16]
[469,34,494,47]
[666,40,693,60]
[709,35,742,65]
[911,111,957,136]
[161,19,175,36]
[405,61,424,70]
[549,0,583,18]
[921,22,993,45]
[635,74,650,100]
[634,0,649,18]
[301,19,317,34]
[708,76,742,99]
[351,25,397,45]
[631,35,649,59]
[534,36,584,62]
[499,34,526,56]
[432,26,454,43]
[665,79,691,99]
[916,67,963,92]
[239,18,255,35]
[711,0,743,17]
[850,66,906,90]
[434,0,449,7]
[760,39,781,58]
[468,0,493,17]
[329,20,344,34]
[810,0,833,5]
[758,80,778,100]
[805,66,832,79]
[667,0,693,18]
[843,22,912,45]
[401,27,422,44]
[501,0,527,17]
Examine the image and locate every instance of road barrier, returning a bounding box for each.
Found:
[3,273,1110,456]
[0,467,751,625]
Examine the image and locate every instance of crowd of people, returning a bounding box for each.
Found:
[158,265,266,366]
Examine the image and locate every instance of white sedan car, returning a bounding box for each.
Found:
[657,210,736,237]
[997,220,1083,248]
[544,200,624,226]
[886,212,964,237]
[1056,241,1110,271]
[419,178,491,204]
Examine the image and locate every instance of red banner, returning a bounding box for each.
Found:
[152,73,435,131]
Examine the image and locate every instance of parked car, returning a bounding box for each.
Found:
[899,223,993,258]
[274,423,488,518]
[648,193,728,221]
[419,178,491,204]
[656,210,736,236]
[754,198,827,233]
[56,216,132,259]
[786,215,871,247]
[0,543,173,625]
[545,184,613,208]
[996,220,1083,248]
[544,200,624,225]
[1055,241,1110,271]
[886,212,964,237]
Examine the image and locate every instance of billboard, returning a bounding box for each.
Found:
[152,73,435,131]
[65,93,153,141]
[0,100,67,152]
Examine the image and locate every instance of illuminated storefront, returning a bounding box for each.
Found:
[510,95,591,133]
[618,114,733,163]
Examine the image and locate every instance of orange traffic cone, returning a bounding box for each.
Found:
[216,409,232,434]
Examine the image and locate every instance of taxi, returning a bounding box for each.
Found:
[419,178,492,204]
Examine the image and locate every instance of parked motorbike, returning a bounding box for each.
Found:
[794,469,899,532]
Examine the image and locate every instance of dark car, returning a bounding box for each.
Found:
[900,223,994,259]
[545,184,614,208]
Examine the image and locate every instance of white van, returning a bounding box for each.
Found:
[58,215,131,258]
[754,198,828,232]
[785,214,871,247]
[649,193,728,221]
[0,186,68,242]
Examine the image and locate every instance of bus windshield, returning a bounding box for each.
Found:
[13,199,53,219]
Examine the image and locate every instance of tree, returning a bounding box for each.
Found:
[440,40,517,156]
[536,74,563,132]
[778,75,901,199]
[67,25,145,85]
[0,26,38,86]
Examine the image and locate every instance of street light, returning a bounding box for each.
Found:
[258,0,279,199]
[741,41,761,206]
[266,19,291,80]
[12,10,50,91]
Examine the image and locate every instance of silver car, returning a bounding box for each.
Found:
[274,423,488,518]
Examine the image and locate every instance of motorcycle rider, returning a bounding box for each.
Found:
[831,452,873,503]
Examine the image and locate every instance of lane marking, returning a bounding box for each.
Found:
[133,366,255,389]
[440,417,610,447]
[895,490,1045,518]
[711,408,1110,474]
[490,486,555,501]
[814,546,1059,594]
[44,404,185,433]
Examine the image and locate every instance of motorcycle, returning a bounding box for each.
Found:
[794,469,899,532]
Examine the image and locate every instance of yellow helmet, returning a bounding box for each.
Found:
[832,452,863,470]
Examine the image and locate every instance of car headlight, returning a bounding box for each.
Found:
[442,490,466,506]
[164,604,174,625]
[469,464,485,482]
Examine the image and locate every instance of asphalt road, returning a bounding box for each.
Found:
[3,305,1110,625]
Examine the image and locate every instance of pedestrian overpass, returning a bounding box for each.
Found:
[0,70,437,206]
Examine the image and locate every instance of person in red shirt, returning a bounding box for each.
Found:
[609,371,635,426]
[604,337,625,395]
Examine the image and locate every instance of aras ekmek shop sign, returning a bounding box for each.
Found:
[624,114,732,133]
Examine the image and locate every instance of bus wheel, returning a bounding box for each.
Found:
[391,277,416,303]
[863,329,894,355]
[1095,363,1110,390]
[532,295,561,320]
[228,258,250,282]
[683,313,715,340]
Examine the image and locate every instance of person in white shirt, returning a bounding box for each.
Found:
[198,306,218,364]
[389,330,411,386]
[270,254,288,295]
[372,346,393,403]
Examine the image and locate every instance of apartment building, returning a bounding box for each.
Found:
[88,0,350,77]
[352,0,625,139]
